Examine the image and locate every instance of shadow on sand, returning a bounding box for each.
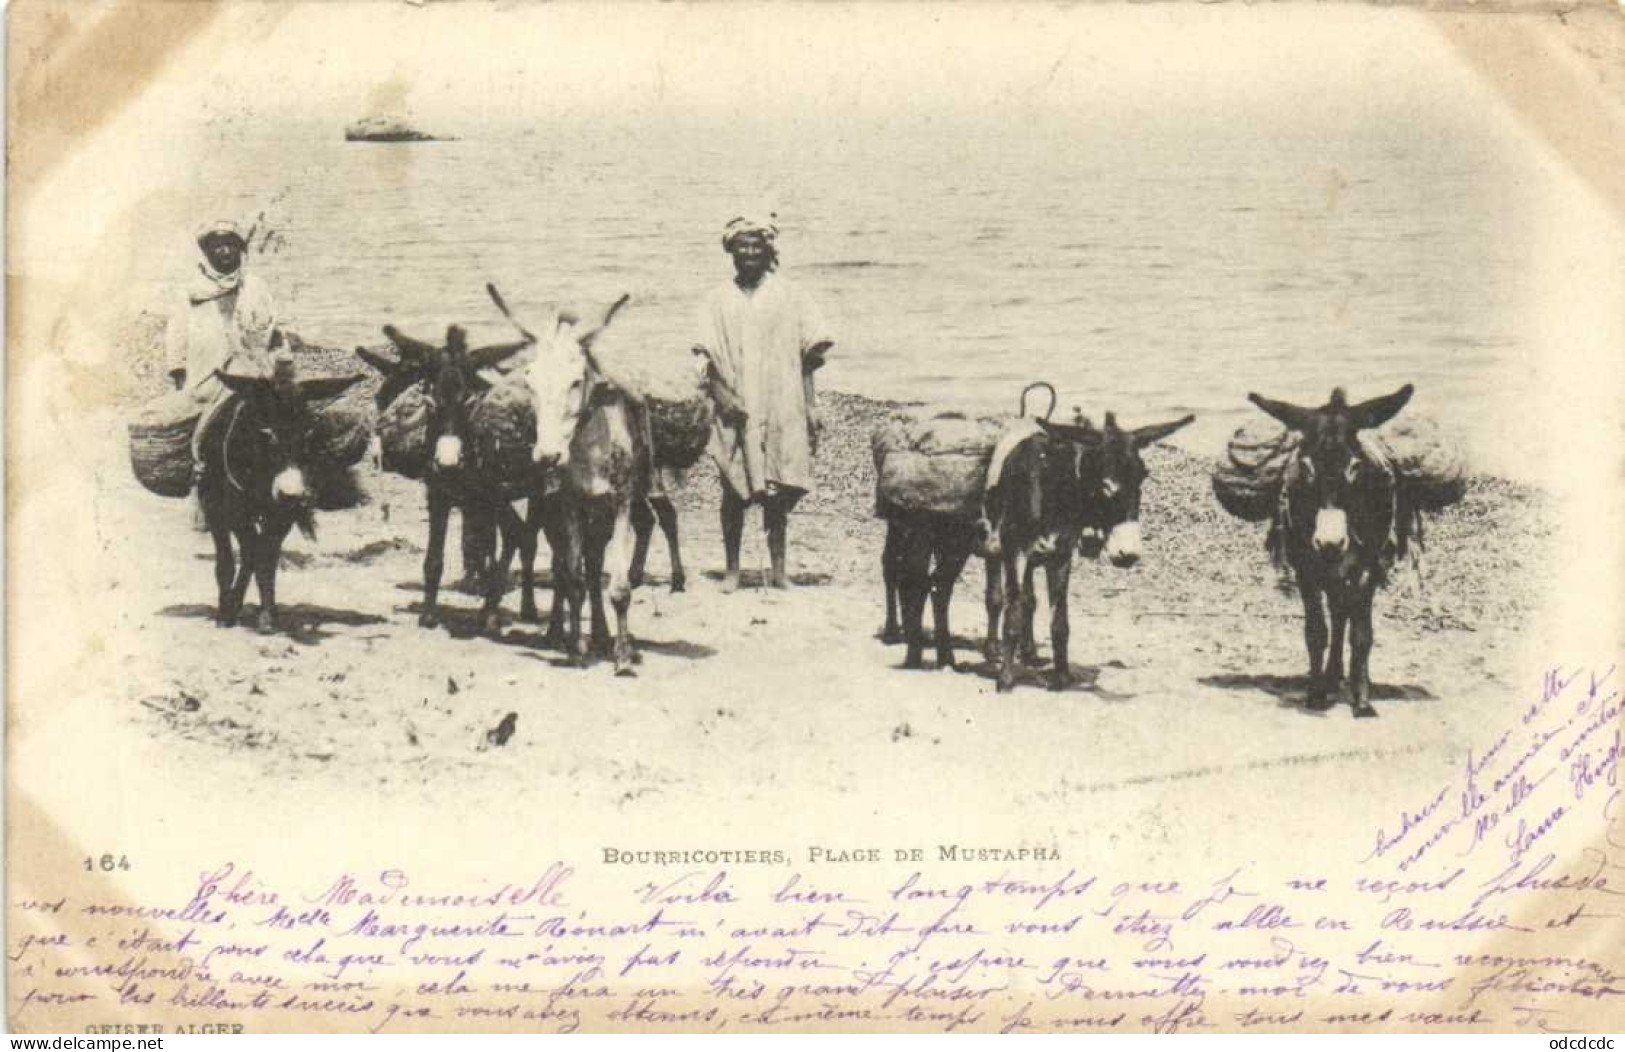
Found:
[159,602,388,646]
[700,569,833,589]
[973,662,1137,700]
[1199,672,1436,717]
[888,654,1137,700]
[399,602,717,663]
[877,631,1135,699]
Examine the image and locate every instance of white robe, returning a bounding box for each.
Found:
[166,267,279,404]
[695,273,833,499]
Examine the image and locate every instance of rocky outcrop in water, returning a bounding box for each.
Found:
[344,117,448,143]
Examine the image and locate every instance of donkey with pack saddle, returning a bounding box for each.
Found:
[981,411,1193,692]
[356,321,555,637]
[1248,383,1417,717]
[198,361,364,633]
[878,382,1057,665]
[482,284,730,602]
[879,389,1192,691]
[526,295,654,674]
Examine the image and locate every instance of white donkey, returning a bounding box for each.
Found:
[525,295,647,674]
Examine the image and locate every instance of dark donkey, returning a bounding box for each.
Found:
[1249,384,1414,717]
[883,411,1192,689]
[984,412,1193,692]
[200,363,365,633]
[880,382,1057,654]
[356,324,547,635]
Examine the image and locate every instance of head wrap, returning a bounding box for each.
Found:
[188,221,248,302]
[721,214,779,251]
[194,220,247,251]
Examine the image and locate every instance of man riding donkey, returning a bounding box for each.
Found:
[166,221,287,490]
[693,214,835,591]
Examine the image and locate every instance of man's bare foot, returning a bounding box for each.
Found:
[720,570,741,594]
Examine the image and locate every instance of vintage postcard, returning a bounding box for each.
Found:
[7,0,1624,1035]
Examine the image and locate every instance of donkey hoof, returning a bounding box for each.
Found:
[670,573,687,593]
[255,611,277,635]
[1049,671,1073,692]
[614,656,638,678]
[903,652,925,671]
[519,605,540,624]
[483,614,504,638]
[996,678,1017,694]
[1353,705,1378,719]
[937,658,960,674]
[628,570,645,589]
[1305,689,1333,711]
[418,611,440,629]
[217,614,237,629]
[881,624,904,645]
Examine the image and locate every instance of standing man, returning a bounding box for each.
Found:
[166,221,283,480]
[694,215,834,591]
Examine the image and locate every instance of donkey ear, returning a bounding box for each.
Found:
[1249,393,1317,433]
[578,293,631,352]
[1349,383,1414,431]
[374,371,418,410]
[382,325,436,359]
[1132,413,1196,449]
[297,374,365,405]
[214,371,264,397]
[356,346,399,377]
[467,338,532,373]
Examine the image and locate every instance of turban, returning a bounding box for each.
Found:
[194,220,246,250]
[721,214,779,251]
[187,220,249,298]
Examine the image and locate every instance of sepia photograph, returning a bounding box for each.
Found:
[7,0,1624,1035]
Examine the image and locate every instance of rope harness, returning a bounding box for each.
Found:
[221,399,250,495]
